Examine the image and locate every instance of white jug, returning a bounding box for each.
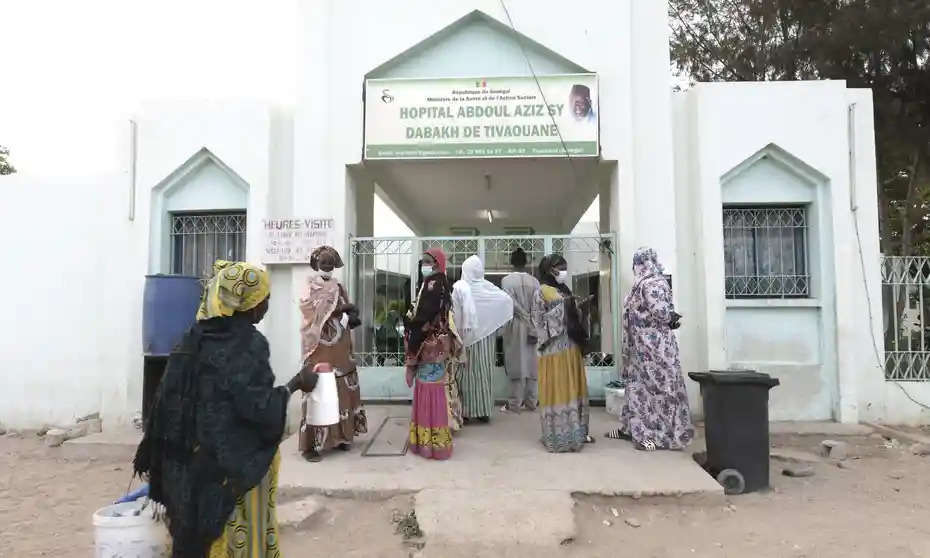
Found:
[305,370,340,426]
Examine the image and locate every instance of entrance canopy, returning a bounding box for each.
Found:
[366,157,601,235]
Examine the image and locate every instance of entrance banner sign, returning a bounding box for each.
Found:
[262,217,335,264]
[365,74,598,159]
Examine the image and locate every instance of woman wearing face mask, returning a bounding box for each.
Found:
[404,248,463,459]
[531,254,595,452]
[297,245,368,462]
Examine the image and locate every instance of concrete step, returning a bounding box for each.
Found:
[414,488,575,547]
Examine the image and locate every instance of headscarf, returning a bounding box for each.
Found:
[196,261,270,321]
[310,245,344,271]
[413,246,451,310]
[538,254,572,296]
[626,247,668,309]
[300,248,344,362]
[453,255,514,346]
[632,246,665,287]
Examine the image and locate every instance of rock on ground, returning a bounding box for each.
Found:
[820,440,849,460]
[782,465,815,478]
[911,443,930,457]
[45,429,68,447]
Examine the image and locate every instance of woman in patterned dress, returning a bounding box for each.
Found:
[531,254,595,452]
[607,247,694,451]
[298,245,368,462]
[404,247,463,460]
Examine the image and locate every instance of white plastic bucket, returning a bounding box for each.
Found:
[605,387,627,417]
[93,501,171,558]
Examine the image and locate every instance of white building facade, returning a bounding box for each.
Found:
[3,0,927,430]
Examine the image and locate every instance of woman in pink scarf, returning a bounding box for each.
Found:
[404,247,462,460]
[298,246,368,462]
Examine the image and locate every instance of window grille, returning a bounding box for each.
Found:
[170,212,247,277]
[723,207,809,298]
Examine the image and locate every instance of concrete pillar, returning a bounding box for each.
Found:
[629,0,678,275]
[348,165,375,238]
[599,164,616,357]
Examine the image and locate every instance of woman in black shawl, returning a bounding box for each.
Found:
[134,261,316,558]
[531,254,595,452]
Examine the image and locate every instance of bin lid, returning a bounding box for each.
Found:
[688,370,780,388]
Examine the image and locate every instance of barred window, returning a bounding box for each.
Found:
[723,206,809,298]
[170,212,247,277]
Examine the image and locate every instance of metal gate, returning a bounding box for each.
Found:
[882,256,930,381]
[346,234,620,400]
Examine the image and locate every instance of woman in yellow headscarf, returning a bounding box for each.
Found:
[135,261,317,558]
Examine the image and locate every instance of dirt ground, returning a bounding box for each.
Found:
[1,430,928,557]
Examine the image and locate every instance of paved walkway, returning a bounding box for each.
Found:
[278,405,722,546]
[277,405,722,498]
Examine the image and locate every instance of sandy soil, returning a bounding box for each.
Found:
[1,431,928,557]
[569,433,930,558]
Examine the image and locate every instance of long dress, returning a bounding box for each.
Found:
[299,283,368,454]
[532,285,590,452]
[208,451,281,558]
[501,272,540,410]
[406,274,461,460]
[451,255,513,421]
[459,335,496,419]
[619,273,694,450]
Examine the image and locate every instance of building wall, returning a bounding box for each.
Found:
[672,81,892,423]
[0,101,298,430]
[0,175,139,428]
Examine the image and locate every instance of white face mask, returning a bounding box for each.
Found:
[555,270,568,284]
[319,270,333,280]
[421,265,433,276]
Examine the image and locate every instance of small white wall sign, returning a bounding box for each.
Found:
[261,217,335,264]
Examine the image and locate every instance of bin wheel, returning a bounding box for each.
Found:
[716,469,745,495]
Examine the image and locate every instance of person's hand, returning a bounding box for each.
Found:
[336,303,357,315]
[291,362,327,393]
[572,295,593,309]
[405,365,415,388]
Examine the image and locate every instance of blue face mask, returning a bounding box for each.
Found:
[421,265,433,276]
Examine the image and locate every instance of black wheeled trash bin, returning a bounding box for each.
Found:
[688,370,780,495]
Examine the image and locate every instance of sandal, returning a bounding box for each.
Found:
[303,450,323,462]
[636,440,657,452]
[605,429,632,441]
[584,435,596,444]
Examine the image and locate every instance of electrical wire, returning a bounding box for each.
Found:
[501,0,926,413]
[852,206,930,411]
[498,0,614,257]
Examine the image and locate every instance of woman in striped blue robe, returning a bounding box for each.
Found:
[452,255,514,423]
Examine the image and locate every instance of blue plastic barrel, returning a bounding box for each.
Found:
[142,275,202,356]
